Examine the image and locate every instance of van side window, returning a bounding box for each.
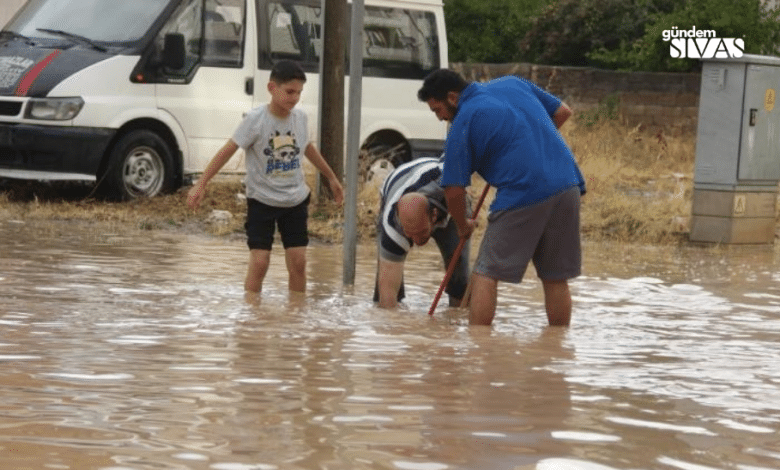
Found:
[361,7,439,79]
[263,1,440,80]
[203,0,246,67]
[157,0,203,77]
[267,2,322,67]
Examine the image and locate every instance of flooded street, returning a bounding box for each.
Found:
[1,220,779,470]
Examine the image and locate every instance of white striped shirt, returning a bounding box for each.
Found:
[378,156,449,261]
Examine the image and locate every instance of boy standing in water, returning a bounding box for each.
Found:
[187,60,343,299]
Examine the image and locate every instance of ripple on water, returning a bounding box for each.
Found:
[2,223,780,470]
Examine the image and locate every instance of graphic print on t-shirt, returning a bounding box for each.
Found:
[263,130,301,176]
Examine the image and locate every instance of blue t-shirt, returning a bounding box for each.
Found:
[487,75,561,118]
[441,78,585,212]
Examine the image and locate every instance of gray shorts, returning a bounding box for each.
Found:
[474,186,581,283]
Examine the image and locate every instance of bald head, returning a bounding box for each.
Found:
[397,193,435,246]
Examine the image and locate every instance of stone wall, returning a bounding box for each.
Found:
[451,62,702,131]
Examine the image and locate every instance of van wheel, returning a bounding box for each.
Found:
[360,142,411,186]
[101,130,174,200]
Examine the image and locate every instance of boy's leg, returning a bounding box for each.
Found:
[245,249,271,293]
[278,195,310,293]
[245,198,276,297]
[285,246,307,293]
[542,279,571,326]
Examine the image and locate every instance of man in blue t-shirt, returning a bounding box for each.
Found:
[418,69,585,327]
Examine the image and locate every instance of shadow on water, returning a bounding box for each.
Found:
[0,219,779,469]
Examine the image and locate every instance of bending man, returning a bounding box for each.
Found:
[374,156,469,308]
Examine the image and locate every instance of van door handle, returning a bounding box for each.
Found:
[245,77,254,95]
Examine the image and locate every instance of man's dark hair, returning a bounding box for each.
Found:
[270,60,306,84]
[417,69,469,102]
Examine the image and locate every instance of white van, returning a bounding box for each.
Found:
[0,0,447,199]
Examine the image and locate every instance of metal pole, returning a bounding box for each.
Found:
[315,0,326,199]
[342,0,363,285]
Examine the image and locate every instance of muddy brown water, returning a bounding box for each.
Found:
[1,220,779,470]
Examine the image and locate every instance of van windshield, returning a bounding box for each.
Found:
[5,0,173,44]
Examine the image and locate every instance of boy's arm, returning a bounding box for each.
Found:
[187,139,239,209]
[304,142,344,205]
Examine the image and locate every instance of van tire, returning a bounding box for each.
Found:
[101,130,175,201]
[360,141,411,185]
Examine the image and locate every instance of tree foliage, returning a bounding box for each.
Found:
[444,0,545,63]
[590,0,780,71]
[445,0,780,72]
[518,0,677,67]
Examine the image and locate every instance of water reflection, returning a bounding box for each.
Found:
[0,220,779,469]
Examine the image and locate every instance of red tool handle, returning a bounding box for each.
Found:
[428,184,490,316]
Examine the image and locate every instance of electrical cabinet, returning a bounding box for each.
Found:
[691,54,779,244]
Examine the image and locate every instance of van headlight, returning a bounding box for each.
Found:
[25,97,84,120]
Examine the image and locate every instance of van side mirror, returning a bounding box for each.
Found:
[163,33,186,70]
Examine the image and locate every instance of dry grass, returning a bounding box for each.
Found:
[564,117,697,244]
[0,118,705,245]
[0,177,249,237]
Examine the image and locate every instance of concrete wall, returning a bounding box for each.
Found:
[0,0,26,28]
[451,62,702,131]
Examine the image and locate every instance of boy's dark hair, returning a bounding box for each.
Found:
[417,69,469,102]
[270,60,306,83]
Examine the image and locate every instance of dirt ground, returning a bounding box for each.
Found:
[2,121,777,246]
[0,170,501,251]
[0,174,381,244]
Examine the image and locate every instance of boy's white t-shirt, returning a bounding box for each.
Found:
[232,104,310,208]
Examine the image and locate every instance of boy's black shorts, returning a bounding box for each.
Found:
[245,194,310,251]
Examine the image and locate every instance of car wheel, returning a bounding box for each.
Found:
[101,130,174,201]
[360,142,411,186]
